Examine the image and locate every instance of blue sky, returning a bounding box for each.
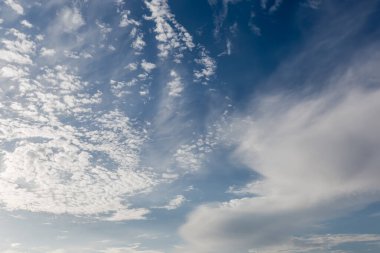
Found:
[0,0,380,252]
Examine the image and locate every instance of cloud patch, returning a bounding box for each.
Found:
[4,0,24,15]
[56,7,85,33]
[179,45,380,253]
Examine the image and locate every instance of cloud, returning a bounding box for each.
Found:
[101,208,150,221]
[119,10,140,27]
[143,0,216,83]
[141,60,156,73]
[4,0,24,15]
[260,0,284,13]
[0,63,157,220]
[179,16,380,252]
[167,70,183,97]
[101,245,163,253]
[249,12,261,36]
[40,47,56,57]
[226,39,231,55]
[20,20,33,28]
[0,28,35,65]
[173,129,219,173]
[0,65,27,79]
[126,62,138,71]
[144,0,195,59]
[194,49,216,83]
[180,84,380,251]
[252,234,380,253]
[0,49,32,65]
[157,195,186,210]
[130,29,146,53]
[96,20,112,37]
[0,0,220,226]
[56,7,85,33]
[268,0,283,13]
[208,0,242,36]
[0,245,164,253]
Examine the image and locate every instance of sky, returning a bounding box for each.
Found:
[0,0,380,252]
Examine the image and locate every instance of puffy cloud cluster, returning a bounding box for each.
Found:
[0,23,157,219]
[0,64,156,220]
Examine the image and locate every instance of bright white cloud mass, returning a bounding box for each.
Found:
[0,0,379,252]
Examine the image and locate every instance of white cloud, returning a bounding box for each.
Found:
[10,243,20,248]
[260,0,284,12]
[96,20,112,37]
[119,10,140,27]
[174,144,202,171]
[194,49,216,83]
[4,0,24,15]
[167,70,183,97]
[174,132,217,172]
[56,7,85,33]
[101,245,163,253]
[157,195,186,210]
[144,0,195,59]
[20,20,33,28]
[132,33,146,52]
[268,0,283,13]
[0,49,32,65]
[0,64,157,220]
[0,28,35,65]
[40,47,56,57]
[140,60,156,73]
[110,79,138,97]
[0,65,27,79]
[2,29,36,54]
[179,49,380,253]
[47,250,66,253]
[256,234,380,253]
[125,63,138,71]
[101,208,150,221]
[226,39,231,55]
[144,0,216,83]
[35,34,44,41]
[208,0,242,36]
